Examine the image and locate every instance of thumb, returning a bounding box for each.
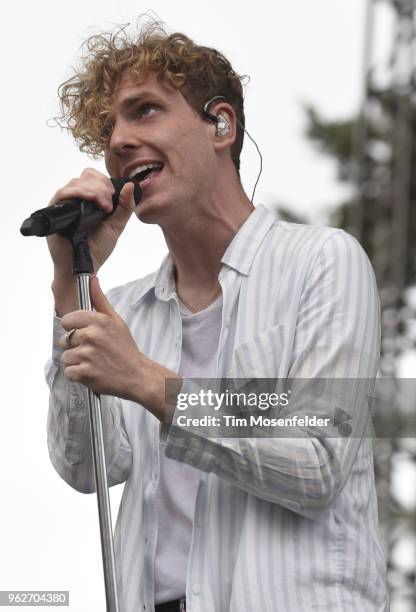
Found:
[108,181,135,235]
[90,276,115,316]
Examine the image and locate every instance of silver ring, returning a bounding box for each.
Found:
[64,328,77,349]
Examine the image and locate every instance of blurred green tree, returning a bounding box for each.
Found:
[303,88,416,291]
[292,85,416,609]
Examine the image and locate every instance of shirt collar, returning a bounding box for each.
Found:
[128,254,176,308]
[220,204,277,275]
[153,254,177,301]
[129,205,276,307]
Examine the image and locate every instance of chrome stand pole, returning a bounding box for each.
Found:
[76,272,119,612]
[19,178,140,612]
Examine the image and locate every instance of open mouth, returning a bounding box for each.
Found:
[129,162,164,187]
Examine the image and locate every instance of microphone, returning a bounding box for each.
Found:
[20,178,141,238]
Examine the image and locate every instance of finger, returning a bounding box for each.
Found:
[60,348,81,366]
[80,167,107,179]
[118,181,135,210]
[64,364,87,384]
[61,310,96,331]
[50,178,114,213]
[107,181,135,234]
[90,276,115,316]
[58,328,81,350]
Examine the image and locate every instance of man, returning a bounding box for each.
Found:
[46,22,388,612]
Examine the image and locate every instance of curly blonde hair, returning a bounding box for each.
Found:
[55,21,246,172]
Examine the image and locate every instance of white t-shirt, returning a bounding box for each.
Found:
[154,296,223,604]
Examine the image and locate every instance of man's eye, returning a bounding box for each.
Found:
[102,121,113,139]
[138,104,157,118]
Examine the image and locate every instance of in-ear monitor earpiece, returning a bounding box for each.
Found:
[202,95,263,203]
[215,114,231,137]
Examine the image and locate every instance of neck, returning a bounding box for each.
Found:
[162,182,254,310]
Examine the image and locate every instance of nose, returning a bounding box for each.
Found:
[108,117,139,154]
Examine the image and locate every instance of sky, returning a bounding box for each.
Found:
[1,1,414,610]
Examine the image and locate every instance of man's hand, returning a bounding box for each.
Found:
[48,168,136,316]
[59,277,181,421]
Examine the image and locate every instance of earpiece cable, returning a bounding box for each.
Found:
[204,96,263,204]
[236,118,263,203]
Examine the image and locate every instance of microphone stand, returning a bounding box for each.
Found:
[20,178,141,612]
[67,231,119,612]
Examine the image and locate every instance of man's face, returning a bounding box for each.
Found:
[104,70,217,224]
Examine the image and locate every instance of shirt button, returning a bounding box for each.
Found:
[75,399,83,407]
[192,586,200,595]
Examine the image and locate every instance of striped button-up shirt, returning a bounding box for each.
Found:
[46,204,389,611]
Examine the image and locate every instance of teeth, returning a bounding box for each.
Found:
[128,162,163,178]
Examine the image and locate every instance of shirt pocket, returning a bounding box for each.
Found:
[228,323,285,381]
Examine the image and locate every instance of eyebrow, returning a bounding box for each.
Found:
[119,91,164,111]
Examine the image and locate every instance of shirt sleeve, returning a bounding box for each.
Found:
[163,230,380,519]
[46,315,133,493]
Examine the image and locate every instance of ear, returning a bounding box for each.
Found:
[209,102,237,151]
